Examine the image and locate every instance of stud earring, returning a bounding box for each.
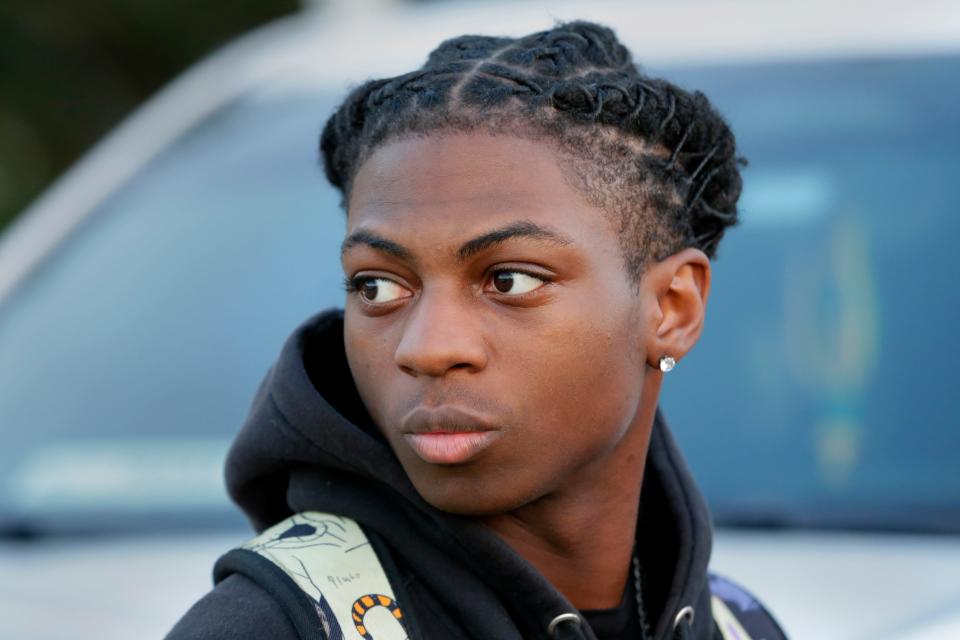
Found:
[659,355,676,372]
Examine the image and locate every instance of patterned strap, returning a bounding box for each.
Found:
[214,512,409,640]
[712,596,754,640]
[709,574,788,640]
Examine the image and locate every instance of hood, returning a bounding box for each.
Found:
[225,310,715,640]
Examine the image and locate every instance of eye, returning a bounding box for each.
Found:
[488,270,547,296]
[352,276,412,304]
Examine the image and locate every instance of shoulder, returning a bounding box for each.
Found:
[201,512,411,640]
[709,573,789,640]
[165,572,299,640]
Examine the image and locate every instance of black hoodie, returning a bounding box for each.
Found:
[167,310,781,640]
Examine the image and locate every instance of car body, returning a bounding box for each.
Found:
[2,1,959,638]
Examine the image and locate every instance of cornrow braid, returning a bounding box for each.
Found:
[320,20,745,281]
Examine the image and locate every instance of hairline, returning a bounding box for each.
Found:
[340,113,684,282]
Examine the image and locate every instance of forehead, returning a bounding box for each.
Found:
[346,133,608,238]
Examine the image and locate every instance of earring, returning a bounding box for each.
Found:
[659,355,676,372]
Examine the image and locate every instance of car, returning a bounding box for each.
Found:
[1,1,959,638]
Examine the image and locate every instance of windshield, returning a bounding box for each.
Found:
[1,55,957,534]
[0,92,346,533]
[664,56,960,532]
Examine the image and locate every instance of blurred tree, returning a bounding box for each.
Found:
[0,0,299,233]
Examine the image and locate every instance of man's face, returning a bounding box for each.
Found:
[341,133,653,515]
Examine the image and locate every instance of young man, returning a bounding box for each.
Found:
[168,21,786,640]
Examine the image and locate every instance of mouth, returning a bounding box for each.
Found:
[401,406,502,465]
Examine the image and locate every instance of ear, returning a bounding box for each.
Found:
[640,248,712,370]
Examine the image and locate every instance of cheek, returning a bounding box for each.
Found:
[343,312,396,424]
[506,303,646,452]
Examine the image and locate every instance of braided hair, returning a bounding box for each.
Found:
[320,21,744,281]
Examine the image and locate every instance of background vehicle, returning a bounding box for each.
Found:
[2,1,959,638]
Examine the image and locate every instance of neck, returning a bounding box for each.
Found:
[482,389,659,610]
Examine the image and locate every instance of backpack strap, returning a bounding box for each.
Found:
[214,512,410,640]
[709,573,788,640]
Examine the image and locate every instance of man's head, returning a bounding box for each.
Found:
[322,22,742,515]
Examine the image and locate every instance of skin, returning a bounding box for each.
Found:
[341,132,711,609]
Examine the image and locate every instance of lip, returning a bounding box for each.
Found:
[401,406,502,465]
[404,431,501,465]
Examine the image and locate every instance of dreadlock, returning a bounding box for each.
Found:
[320,21,744,281]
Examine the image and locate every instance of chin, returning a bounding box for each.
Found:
[411,473,531,517]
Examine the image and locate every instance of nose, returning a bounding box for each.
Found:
[394,288,488,377]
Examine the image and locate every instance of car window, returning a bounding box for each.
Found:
[0,92,345,530]
[1,56,957,533]
[661,55,960,532]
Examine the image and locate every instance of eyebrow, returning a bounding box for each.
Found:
[341,229,413,262]
[456,221,573,261]
[341,220,574,264]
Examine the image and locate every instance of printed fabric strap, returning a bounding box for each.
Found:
[709,574,788,640]
[711,596,753,640]
[215,512,409,640]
